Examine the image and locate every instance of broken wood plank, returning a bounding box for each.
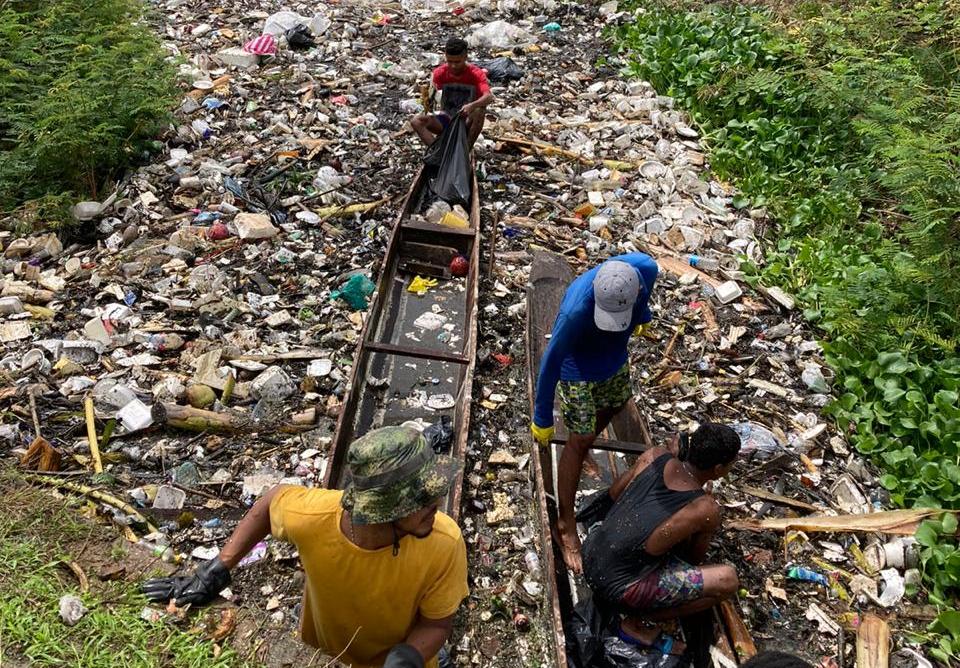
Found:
[741,485,821,513]
[19,436,62,472]
[228,348,328,362]
[729,508,953,536]
[856,614,889,668]
[711,607,739,667]
[719,600,757,661]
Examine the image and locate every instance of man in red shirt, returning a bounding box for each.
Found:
[411,37,494,148]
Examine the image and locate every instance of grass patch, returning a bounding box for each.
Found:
[0,0,177,227]
[0,471,248,668]
[615,0,960,659]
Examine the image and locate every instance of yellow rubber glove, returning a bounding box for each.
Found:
[530,422,554,446]
[407,275,438,295]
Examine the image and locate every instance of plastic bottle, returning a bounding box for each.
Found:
[524,550,541,578]
[786,566,828,586]
[147,333,185,353]
[687,254,720,271]
[191,119,212,139]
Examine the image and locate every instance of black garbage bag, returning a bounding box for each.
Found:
[601,636,688,668]
[423,416,454,454]
[424,114,472,206]
[284,24,316,50]
[476,57,525,82]
[568,595,692,668]
[567,596,614,668]
[576,488,614,529]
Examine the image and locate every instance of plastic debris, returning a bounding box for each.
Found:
[59,595,88,626]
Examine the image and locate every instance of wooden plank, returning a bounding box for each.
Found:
[856,614,889,668]
[400,241,458,266]
[553,435,649,456]
[719,600,757,661]
[402,218,476,237]
[362,341,470,365]
[741,485,820,513]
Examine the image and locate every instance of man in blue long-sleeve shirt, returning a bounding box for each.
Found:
[531,253,658,573]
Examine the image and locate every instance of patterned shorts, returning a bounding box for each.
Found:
[558,364,632,435]
[621,556,705,611]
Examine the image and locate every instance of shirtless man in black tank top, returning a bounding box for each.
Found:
[582,423,741,654]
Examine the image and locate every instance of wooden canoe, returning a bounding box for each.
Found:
[525,249,743,668]
[323,161,480,521]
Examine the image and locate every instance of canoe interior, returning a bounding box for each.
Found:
[324,161,480,522]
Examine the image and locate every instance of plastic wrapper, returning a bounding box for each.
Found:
[468,20,535,49]
[331,274,376,309]
[423,416,454,453]
[424,116,472,206]
[732,422,783,461]
[284,24,316,50]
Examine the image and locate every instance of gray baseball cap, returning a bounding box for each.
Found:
[593,260,640,331]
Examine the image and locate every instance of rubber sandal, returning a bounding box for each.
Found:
[617,626,676,654]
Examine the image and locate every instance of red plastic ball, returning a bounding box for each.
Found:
[207,222,230,240]
[450,255,469,277]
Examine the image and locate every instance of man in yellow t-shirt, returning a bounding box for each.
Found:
[143,425,468,668]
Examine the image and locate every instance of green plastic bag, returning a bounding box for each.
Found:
[331,274,375,310]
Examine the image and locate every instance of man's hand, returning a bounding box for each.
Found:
[384,643,425,668]
[530,422,554,446]
[142,557,231,607]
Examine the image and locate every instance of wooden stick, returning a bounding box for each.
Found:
[316,198,390,222]
[856,614,889,668]
[742,485,820,513]
[61,559,89,592]
[84,396,103,474]
[719,600,757,661]
[489,134,637,170]
[28,387,41,439]
[27,475,158,534]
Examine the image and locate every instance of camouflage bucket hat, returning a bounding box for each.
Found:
[341,425,460,525]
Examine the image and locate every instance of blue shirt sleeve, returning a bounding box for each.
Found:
[533,312,580,427]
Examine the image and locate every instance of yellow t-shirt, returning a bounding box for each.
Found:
[269,486,468,668]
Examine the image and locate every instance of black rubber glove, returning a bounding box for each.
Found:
[141,556,231,606]
[384,643,425,668]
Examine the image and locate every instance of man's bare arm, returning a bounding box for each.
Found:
[644,497,720,558]
[463,92,494,115]
[219,485,282,568]
[404,613,454,664]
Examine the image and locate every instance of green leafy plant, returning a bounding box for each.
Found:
[0,0,177,226]
[616,0,960,654]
